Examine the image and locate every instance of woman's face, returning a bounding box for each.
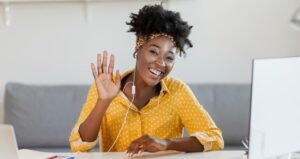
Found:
[136,36,177,87]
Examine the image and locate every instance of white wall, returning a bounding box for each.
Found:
[1,0,300,123]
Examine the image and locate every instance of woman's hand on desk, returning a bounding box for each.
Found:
[126,135,169,157]
[91,51,121,102]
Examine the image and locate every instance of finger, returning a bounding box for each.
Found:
[132,143,144,156]
[139,145,147,154]
[129,145,144,157]
[127,136,150,157]
[137,148,145,156]
[91,63,97,80]
[102,51,108,73]
[126,141,143,156]
[115,70,121,89]
[137,149,144,156]
[129,145,142,157]
[108,54,115,75]
[97,53,102,75]
[126,141,139,155]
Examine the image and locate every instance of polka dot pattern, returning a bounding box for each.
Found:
[69,70,224,152]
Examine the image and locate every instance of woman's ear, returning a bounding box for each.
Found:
[134,52,139,59]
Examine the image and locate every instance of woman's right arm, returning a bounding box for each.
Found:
[78,98,112,142]
[69,51,121,151]
[80,51,121,142]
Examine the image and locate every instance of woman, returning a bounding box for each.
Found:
[69,4,224,156]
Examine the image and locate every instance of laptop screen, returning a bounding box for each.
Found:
[0,124,19,159]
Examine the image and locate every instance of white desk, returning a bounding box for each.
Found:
[18,149,247,159]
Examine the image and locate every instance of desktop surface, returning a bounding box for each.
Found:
[18,149,246,159]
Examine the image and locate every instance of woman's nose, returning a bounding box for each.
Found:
[155,56,166,67]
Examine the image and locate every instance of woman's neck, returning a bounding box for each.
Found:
[132,71,159,95]
[121,71,160,108]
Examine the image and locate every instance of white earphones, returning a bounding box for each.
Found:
[107,68,136,152]
[107,53,160,152]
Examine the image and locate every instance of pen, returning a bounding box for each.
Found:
[46,155,74,159]
[47,155,58,159]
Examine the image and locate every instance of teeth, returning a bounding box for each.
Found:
[149,68,162,76]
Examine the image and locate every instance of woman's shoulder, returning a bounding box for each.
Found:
[162,76,189,92]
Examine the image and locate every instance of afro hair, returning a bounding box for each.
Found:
[126,4,193,57]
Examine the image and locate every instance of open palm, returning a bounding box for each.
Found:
[91,51,121,101]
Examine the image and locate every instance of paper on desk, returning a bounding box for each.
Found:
[18,149,56,159]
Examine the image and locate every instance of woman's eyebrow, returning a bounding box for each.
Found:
[150,44,175,54]
[149,44,160,48]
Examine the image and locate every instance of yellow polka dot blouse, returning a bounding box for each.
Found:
[69,70,224,152]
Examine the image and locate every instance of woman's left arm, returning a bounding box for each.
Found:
[175,83,224,152]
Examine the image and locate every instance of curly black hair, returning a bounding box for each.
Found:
[126,4,193,57]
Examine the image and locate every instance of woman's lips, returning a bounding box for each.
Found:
[148,67,164,79]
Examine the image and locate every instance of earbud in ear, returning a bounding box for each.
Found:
[134,52,138,59]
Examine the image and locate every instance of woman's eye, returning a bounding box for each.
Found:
[167,56,174,61]
[150,50,158,55]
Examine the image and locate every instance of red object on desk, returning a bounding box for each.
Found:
[47,155,58,159]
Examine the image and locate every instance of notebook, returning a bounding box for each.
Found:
[0,124,59,159]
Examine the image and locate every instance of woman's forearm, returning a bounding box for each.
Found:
[166,136,204,152]
[79,99,112,142]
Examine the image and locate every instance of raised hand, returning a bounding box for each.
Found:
[91,51,121,101]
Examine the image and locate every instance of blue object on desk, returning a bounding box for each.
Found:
[49,156,74,159]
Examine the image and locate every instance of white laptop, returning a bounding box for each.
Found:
[0,124,60,159]
[0,124,19,159]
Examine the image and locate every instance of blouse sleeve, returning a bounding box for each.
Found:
[69,82,99,152]
[176,83,224,151]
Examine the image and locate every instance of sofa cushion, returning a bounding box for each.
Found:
[4,83,89,148]
[4,82,251,150]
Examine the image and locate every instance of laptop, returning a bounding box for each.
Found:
[0,124,65,159]
[0,124,19,159]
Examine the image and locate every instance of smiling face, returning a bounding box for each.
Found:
[135,36,177,87]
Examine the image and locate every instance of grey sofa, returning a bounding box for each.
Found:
[4,82,250,152]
